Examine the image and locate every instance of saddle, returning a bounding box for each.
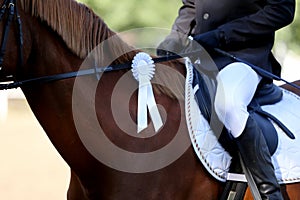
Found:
[192,67,295,156]
[186,61,300,199]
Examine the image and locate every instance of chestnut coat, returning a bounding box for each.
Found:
[170,0,295,78]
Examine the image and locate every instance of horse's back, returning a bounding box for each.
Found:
[281,80,300,96]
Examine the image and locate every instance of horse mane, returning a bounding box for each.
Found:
[19,0,185,99]
[19,0,120,59]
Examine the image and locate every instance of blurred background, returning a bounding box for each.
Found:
[0,0,299,199]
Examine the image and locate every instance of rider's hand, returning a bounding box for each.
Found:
[193,29,226,49]
[157,32,189,56]
[179,29,225,62]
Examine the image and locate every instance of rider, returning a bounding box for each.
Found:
[157,0,295,199]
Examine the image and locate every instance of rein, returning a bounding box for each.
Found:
[0,52,185,90]
[1,47,300,91]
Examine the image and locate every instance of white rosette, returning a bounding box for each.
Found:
[131,52,163,133]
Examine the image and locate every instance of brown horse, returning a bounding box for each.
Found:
[1,0,300,199]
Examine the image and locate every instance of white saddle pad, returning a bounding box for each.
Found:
[184,58,300,184]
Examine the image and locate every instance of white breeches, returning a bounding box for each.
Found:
[214,62,262,138]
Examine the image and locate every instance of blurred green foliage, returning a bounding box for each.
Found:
[77,0,181,31]
[279,1,300,53]
[77,0,300,52]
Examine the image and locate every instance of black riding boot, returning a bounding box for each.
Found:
[235,116,283,200]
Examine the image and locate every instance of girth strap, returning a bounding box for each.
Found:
[248,99,295,139]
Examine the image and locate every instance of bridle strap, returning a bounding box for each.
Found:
[0,0,15,69]
[15,1,23,68]
[0,0,23,71]
[0,0,9,19]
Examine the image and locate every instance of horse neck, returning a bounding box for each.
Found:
[19,12,139,169]
[18,11,86,158]
[21,16,137,107]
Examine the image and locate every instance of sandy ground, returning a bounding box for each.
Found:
[0,99,70,200]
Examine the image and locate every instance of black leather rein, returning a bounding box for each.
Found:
[1,48,300,91]
[0,52,185,90]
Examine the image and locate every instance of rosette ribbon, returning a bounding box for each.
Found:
[131,52,163,133]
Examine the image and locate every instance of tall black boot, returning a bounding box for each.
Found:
[235,116,283,200]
